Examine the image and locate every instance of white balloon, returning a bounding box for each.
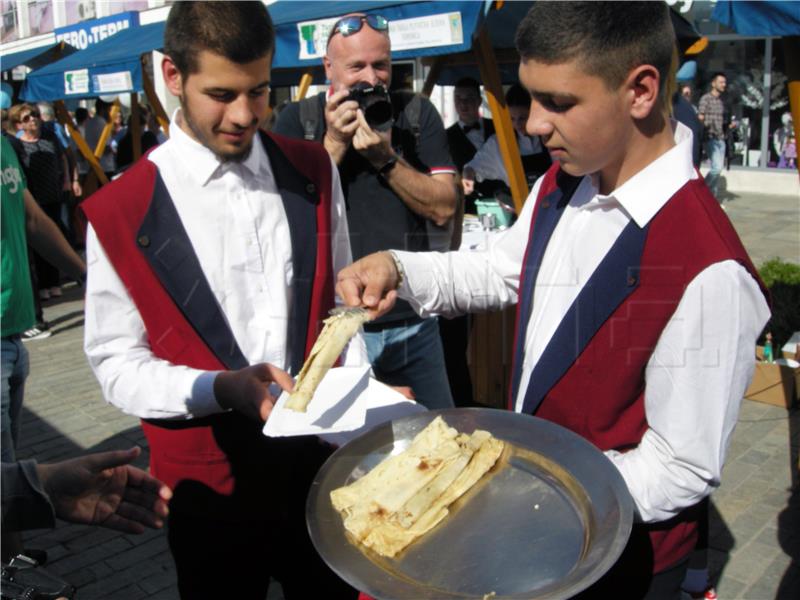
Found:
[99,94,118,103]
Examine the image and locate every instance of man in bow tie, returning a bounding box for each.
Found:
[446,77,495,174]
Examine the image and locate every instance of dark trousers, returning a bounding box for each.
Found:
[153,418,358,600]
[438,315,475,407]
[575,525,690,600]
[30,203,63,290]
[168,511,358,600]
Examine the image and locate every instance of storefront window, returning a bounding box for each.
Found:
[29,0,54,36]
[108,1,149,16]
[1,0,18,43]
[689,39,789,169]
[675,1,792,169]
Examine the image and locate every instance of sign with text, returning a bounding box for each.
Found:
[54,11,139,51]
[92,70,133,94]
[64,68,89,94]
[296,12,464,60]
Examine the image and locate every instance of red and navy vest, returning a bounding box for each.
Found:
[82,131,336,515]
[509,164,767,573]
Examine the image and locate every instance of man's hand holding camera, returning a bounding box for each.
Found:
[352,109,395,171]
[325,83,395,168]
[324,88,360,164]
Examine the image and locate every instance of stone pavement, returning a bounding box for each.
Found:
[13,191,800,599]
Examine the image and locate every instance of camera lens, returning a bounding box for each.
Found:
[348,83,393,131]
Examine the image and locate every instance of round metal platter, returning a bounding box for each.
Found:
[307,408,633,599]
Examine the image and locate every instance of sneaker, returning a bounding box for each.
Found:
[39,288,50,300]
[21,326,52,342]
[49,286,63,297]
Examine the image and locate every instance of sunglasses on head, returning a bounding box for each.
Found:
[21,110,40,123]
[327,14,389,46]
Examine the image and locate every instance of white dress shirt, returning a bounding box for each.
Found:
[84,109,366,420]
[396,122,770,522]
[458,119,486,150]
[465,133,545,186]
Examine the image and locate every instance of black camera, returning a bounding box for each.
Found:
[348,82,393,131]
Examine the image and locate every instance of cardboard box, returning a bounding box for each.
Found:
[744,346,800,409]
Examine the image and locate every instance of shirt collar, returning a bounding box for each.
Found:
[459,119,482,131]
[588,120,696,228]
[168,108,265,186]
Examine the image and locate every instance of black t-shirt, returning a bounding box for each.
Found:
[18,131,64,206]
[274,91,455,323]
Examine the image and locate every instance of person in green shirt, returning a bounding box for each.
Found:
[1,135,86,463]
[2,134,86,561]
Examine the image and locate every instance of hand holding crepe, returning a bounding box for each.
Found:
[285,308,371,412]
[330,416,505,557]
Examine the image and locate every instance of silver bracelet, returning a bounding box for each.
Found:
[388,250,405,290]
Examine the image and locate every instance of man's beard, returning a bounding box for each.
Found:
[180,96,253,164]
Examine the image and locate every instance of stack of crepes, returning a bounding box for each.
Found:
[330,416,505,557]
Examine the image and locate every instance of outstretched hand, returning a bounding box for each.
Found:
[37,447,172,535]
[214,363,295,421]
[336,251,400,320]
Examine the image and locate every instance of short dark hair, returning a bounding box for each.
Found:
[515,1,675,95]
[454,77,481,96]
[505,84,529,108]
[711,72,726,82]
[163,1,275,75]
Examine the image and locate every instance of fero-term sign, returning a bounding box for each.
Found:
[54,12,140,51]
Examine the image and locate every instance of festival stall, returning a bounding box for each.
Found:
[19,21,169,187]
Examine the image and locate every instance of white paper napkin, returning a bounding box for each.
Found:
[262,365,427,440]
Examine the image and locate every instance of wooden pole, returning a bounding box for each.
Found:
[474,27,528,213]
[141,57,170,138]
[421,56,444,99]
[53,100,108,185]
[783,36,800,179]
[94,99,118,160]
[295,71,313,101]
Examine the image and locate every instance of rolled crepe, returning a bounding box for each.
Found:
[285,308,370,412]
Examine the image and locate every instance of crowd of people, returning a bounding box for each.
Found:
[1,2,773,599]
[1,94,168,342]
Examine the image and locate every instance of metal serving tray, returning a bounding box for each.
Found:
[307,408,633,599]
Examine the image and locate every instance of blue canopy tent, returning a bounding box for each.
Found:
[711,1,800,174]
[1,41,78,72]
[20,21,165,101]
[712,0,800,37]
[18,21,169,186]
[269,0,496,91]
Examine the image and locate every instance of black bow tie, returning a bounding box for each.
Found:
[463,123,480,133]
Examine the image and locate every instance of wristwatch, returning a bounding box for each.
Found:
[378,156,398,178]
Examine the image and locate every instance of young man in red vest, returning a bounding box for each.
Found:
[82,3,361,598]
[336,2,770,597]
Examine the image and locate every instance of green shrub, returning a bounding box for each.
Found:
[757,258,800,351]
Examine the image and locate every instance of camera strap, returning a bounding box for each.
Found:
[299,95,320,141]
